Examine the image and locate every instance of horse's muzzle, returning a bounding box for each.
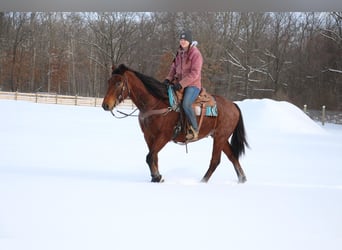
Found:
[102,102,111,111]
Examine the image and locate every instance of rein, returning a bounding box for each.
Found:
[110,106,172,119]
[139,107,172,119]
[110,108,139,119]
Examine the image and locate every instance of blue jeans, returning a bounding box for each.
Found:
[182,86,201,131]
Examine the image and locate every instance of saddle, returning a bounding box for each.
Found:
[168,85,218,140]
[193,88,216,111]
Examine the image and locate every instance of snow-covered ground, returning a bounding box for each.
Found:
[0,99,341,250]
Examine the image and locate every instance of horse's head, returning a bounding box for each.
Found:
[102,64,129,111]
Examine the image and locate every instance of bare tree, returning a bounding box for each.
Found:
[5,12,30,91]
[266,12,295,98]
[87,13,139,67]
[220,13,271,99]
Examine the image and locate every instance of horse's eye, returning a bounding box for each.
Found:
[116,81,122,86]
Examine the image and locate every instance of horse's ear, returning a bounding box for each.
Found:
[112,64,127,74]
[118,64,128,72]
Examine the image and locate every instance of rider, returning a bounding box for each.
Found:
[163,30,203,140]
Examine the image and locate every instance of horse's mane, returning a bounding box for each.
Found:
[113,64,169,101]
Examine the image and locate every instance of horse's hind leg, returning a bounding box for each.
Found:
[201,139,223,183]
[223,141,247,183]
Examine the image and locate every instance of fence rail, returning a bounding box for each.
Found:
[0,91,135,109]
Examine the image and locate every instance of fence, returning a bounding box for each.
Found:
[304,107,342,125]
[0,91,135,109]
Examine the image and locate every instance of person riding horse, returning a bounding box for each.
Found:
[102,63,249,183]
[163,30,203,141]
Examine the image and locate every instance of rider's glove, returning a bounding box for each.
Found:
[173,82,182,91]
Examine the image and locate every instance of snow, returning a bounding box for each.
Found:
[0,98,341,250]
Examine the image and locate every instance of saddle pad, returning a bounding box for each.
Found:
[194,104,218,116]
[205,105,218,116]
[168,85,179,111]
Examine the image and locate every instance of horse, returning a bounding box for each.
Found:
[102,64,249,183]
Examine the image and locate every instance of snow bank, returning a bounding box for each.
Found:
[237,98,326,134]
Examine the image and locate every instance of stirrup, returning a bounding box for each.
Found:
[186,126,198,141]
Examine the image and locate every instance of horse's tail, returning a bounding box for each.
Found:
[231,103,249,159]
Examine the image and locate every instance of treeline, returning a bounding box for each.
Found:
[0,12,341,110]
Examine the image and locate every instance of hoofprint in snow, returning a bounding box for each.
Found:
[0,98,341,250]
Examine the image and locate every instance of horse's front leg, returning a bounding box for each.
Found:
[145,135,169,183]
[146,151,163,182]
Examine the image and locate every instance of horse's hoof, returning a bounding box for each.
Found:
[201,178,209,183]
[238,176,247,183]
[151,175,164,183]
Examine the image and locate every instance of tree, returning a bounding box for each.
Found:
[4,13,31,91]
[0,11,341,110]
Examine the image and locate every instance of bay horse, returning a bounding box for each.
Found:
[102,64,249,183]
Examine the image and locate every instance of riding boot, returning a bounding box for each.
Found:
[186,126,199,141]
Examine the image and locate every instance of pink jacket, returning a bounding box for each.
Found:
[166,43,203,89]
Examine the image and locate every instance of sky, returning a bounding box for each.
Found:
[0,98,341,250]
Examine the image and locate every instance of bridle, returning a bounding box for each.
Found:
[112,73,129,104]
[109,73,138,118]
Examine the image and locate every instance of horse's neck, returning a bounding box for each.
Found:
[126,73,161,112]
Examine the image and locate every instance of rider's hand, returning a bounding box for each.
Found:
[173,82,182,91]
[163,79,170,85]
